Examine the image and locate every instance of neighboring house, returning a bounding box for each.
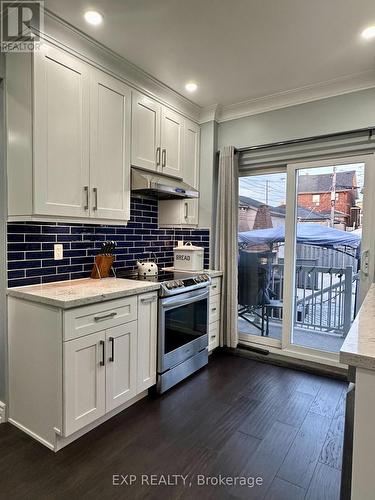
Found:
[239,196,285,232]
[239,196,337,233]
[297,171,359,228]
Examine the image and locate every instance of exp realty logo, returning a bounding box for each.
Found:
[1,1,44,52]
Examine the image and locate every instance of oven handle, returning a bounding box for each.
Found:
[161,290,209,309]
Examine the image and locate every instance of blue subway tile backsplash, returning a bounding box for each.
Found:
[7,196,210,287]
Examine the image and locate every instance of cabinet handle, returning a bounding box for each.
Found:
[109,337,115,362]
[212,307,217,312]
[94,311,117,321]
[141,296,156,304]
[156,147,161,166]
[184,202,188,220]
[100,340,105,366]
[93,187,98,211]
[210,335,216,340]
[212,285,217,289]
[84,186,89,210]
[161,149,166,167]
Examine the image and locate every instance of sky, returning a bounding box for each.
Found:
[239,163,365,207]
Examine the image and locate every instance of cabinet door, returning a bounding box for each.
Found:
[137,293,157,392]
[33,46,90,217]
[183,119,200,189]
[106,321,137,412]
[131,91,161,172]
[63,331,106,436]
[161,107,184,178]
[90,70,131,221]
[182,199,199,225]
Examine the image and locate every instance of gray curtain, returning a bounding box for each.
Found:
[214,146,238,348]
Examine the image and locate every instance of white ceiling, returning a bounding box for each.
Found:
[45,0,375,109]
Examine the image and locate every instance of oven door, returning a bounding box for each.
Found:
[158,288,209,372]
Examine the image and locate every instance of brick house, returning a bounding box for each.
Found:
[297,171,358,228]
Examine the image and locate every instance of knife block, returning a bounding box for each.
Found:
[91,255,115,279]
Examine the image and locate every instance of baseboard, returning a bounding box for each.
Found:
[225,347,348,380]
[0,401,6,423]
[8,418,55,450]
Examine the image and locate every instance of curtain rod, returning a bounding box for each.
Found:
[222,127,375,155]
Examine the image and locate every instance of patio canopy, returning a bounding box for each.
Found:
[238,223,361,251]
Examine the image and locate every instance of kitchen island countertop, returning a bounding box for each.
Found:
[340,284,375,370]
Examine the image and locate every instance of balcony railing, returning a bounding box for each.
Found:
[269,264,358,337]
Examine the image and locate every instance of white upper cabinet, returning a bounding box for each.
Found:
[131,92,185,179]
[131,91,161,172]
[7,44,132,225]
[183,119,200,189]
[158,117,200,226]
[160,107,184,178]
[33,46,90,218]
[90,70,131,221]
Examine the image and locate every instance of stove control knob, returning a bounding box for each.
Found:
[177,280,184,286]
[172,281,179,288]
[166,283,173,289]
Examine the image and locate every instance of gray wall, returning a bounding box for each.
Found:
[199,120,218,230]
[218,88,375,149]
[0,54,6,404]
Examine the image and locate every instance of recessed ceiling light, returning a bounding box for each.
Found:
[185,82,198,92]
[361,26,375,40]
[84,10,103,26]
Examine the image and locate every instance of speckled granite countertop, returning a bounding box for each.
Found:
[7,278,160,309]
[340,284,375,370]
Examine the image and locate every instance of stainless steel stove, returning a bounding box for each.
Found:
[118,270,211,393]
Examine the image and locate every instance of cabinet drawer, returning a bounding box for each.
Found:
[210,277,221,296]
[209,294,220,324]
[64,297,137,341]
[208,321,220,351]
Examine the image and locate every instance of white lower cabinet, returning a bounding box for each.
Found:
[106,322,137,412]
[8,292,158,450]
[208,277,222,352]
[137,293,158,392]
[64,331,106,436]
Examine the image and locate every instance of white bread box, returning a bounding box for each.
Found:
[173,242,204,271]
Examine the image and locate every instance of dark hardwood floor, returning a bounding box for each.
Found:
[0,352,347,500]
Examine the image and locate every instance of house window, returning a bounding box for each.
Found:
[312,194,320,205]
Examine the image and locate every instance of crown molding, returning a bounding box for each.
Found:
[41,10,201,122]
[216,70,375,123]
[199,104,222,124]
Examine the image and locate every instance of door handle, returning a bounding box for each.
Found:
[156,147,161,166]
[94,311,117,321]
[99,340,105,366]
[161,149,166,167]
[184,202,188,220]
[109,337,115,362]
[93,187,98,211]
[84,186,89,210]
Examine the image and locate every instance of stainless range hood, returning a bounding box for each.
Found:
[131,168,199,199]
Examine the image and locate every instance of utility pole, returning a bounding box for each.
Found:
[330,167,336,228]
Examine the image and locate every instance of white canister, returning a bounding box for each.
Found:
[173,242,204,271]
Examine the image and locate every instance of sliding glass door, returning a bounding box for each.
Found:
[238,155,374,360]
[238,169,286,348]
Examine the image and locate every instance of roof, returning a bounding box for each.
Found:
[239,196,338,221]
[298,171,356,194]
